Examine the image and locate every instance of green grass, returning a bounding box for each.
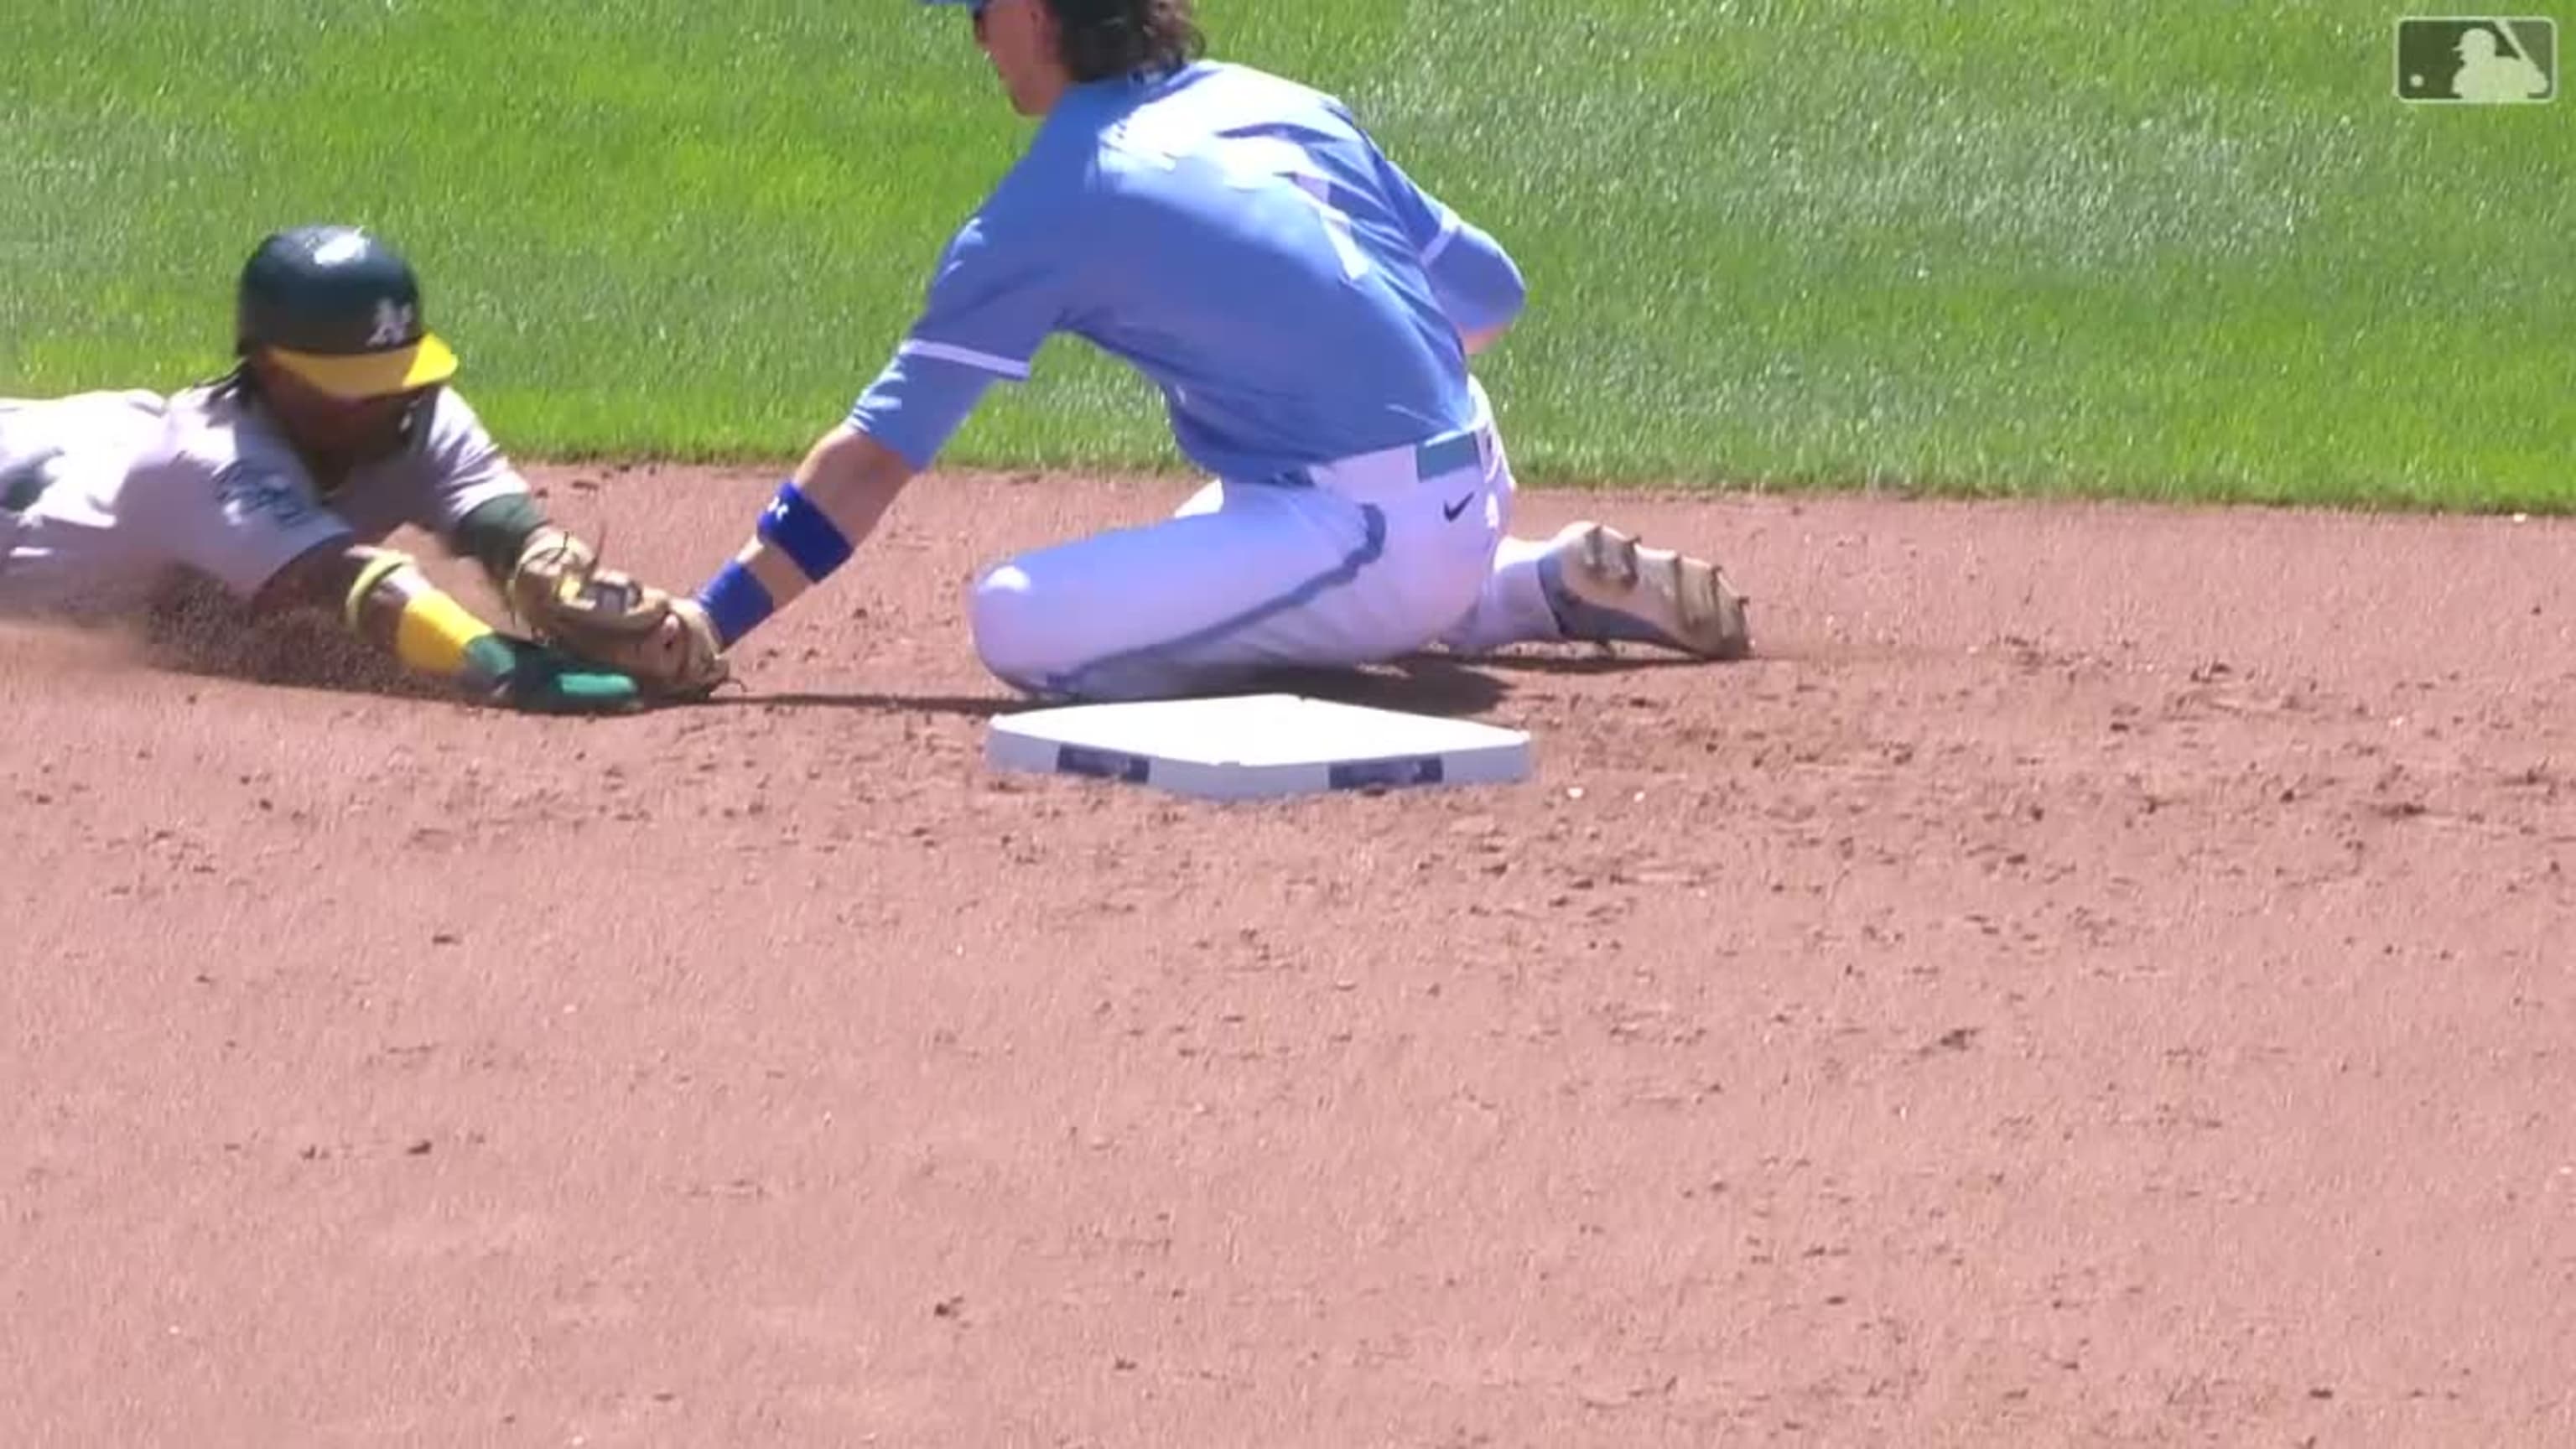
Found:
[2,2,2567,510]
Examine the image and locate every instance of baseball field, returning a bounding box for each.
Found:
[5,3,2573,1445]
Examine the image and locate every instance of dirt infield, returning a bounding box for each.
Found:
[5,463,2573,1447]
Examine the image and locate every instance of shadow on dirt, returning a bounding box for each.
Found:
[78,580,1737,721]
[1461,647,1734,677]
[711,653,1521,721]
[1252,654,1514,718]
[704,690,1020,719]
[695,649,1753,721]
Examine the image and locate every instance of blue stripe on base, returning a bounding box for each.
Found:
[756,480,856,581]
[1046,505,1390,701]
[1054,745,1153,783]
[1328,756,1446,792]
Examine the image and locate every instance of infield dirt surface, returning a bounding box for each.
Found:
[5,463,2573,1446]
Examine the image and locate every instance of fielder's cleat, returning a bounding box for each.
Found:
[1541,521,1752,660]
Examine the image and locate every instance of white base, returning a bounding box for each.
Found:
[984,693,1532,801]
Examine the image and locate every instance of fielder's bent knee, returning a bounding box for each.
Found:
[969,561,1065,693]
[968,558,1231,703]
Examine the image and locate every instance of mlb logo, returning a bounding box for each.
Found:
[2395,16,2558,102]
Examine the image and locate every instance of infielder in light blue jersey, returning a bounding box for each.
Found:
[680,0,1750,702]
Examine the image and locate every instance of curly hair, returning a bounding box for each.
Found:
[1044,0,1205,83]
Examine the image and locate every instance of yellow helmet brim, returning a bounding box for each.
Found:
[265,332,459,401]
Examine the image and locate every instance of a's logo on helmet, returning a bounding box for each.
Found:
[367,299,416,347]
[313,231,373,266]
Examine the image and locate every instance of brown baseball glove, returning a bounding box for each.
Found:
[503,527,730,701]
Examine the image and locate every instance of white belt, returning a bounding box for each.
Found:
[1281,382,1499,506]
[1286,423,1488,501]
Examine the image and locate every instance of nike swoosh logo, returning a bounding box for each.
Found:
[1441,493,1474,522]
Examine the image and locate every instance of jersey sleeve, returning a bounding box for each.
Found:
[143,452,354,600]
[1369,148,1529,338]
[406,388,532,532]
[846,207,1072,470]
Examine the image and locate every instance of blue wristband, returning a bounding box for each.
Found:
[756,479,856,582]
[696,561,775,647]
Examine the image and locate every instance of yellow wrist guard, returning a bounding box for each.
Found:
[343,550,497,679]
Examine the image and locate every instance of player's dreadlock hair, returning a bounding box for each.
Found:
[1044,0,1203,84]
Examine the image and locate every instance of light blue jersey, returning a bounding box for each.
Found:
[848,60,1528,484]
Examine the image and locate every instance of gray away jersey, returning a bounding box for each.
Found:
[0,383,528,615]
